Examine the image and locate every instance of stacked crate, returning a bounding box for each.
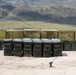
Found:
[3,39,13,56]
[6,30,23,39]
[32,39,42,57]
[13,39,23,56]
[23,38,32,56]
[63,41,71,51]
[59,30,74,51]
[52,38,62,56]
[41,29,58,39]
[41,39,52,57]
[71,30,76,50]
[71,41,76,51]
[23,29,40,38]
[59,30,74,41]
[0,30,6,50]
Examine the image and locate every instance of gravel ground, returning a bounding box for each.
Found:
[0,51,76,75]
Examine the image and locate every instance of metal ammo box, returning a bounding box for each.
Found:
[63,41,71,51]
[23,38,32,56]
[71,41,76,51]
[0,30,6,50]
[3,39,13,56]
[52,38,62,56]
[32,39,42,57]
[41,39,52,57]
[13,39,23,56]
[0,41,3,50]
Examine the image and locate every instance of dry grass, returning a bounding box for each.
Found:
[0,21,76,30]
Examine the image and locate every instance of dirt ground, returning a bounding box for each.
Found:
[0,51,76,75]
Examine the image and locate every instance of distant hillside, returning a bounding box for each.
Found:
[0,0,76,25]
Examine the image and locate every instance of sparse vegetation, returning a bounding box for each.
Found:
[0,21,76,30]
